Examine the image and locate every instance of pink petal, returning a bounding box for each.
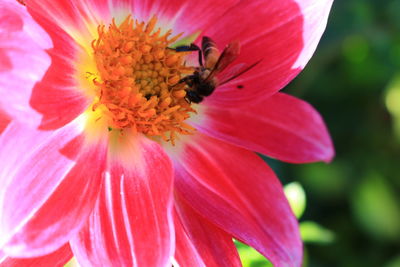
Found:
[109,0,239,35]
[292,0,334,69]
[25,11,92,130]
[0,108,11,134]
[198,0,333,107]
[26,0,111,38]
[27,0,240,39]
[175,134,302,267]
[0,122,107,257]
[70,135,174,267]
[174,194,241,267]
[195,92,334,163]
[0,0,51,49]
[0,0,52,125]
[0,244,72,267]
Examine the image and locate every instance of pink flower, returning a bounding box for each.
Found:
[0,0,334,266]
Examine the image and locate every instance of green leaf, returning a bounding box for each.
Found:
[300,221,335,244]
[169,31,201,48]
[351,173,400,241]
[64,257,79,267]
[284,182,306,219]
[235,240,273,267]
[385,255,400,267]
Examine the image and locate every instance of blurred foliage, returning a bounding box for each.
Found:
[254,0,400,266]
[236,241,273,267]
[284,182,307,219]
[65,257,79,267]
[352,172,400,241]
[300,221,335,245]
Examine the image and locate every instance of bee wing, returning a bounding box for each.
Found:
[218,59,262,86]
[217,63,247,84]
[205,41,241,82]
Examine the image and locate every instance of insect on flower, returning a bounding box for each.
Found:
[172,36,261,103]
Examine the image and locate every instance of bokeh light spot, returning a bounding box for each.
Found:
[284,182,306,219]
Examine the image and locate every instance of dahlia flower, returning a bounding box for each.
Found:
[0,0,334,266]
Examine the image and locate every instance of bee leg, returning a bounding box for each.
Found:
[170,74,196,88]
[178,75,196,85]
[185,91,203,103]
[169,44,204,67]
[179,75,196,82]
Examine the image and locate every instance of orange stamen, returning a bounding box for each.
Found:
[91,16,195,143]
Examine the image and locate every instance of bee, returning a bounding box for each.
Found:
[172,36,260,103]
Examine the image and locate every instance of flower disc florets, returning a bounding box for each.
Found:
[91,16,195,143]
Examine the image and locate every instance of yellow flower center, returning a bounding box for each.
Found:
[91,16,196,144]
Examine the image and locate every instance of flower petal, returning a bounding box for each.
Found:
[174,134,302,267]
[24,10,92,130]
[111,0,240,35]
[0,0,52,125]
[0,108,11,134]
[194,92,334,163]
[0,244,73,267]
[174,194,241,267]
[26,0,111,40]
[199,0,333,107]
[71,135,174,267]
[0,121,107,257]
[292,0,334,69]
[28,0,240,41]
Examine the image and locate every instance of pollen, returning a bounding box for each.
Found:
[91,16,195,144]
